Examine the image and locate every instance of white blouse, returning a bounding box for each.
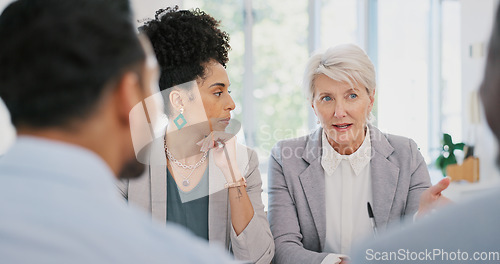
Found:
[320,127,374,264]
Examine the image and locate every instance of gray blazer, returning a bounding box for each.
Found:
[267,125,431,264]
[118,137,274,264]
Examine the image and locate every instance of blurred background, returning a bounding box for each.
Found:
[1,0,498,205]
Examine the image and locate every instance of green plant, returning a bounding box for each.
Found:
[435,133,465,176]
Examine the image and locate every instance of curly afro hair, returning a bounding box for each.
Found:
[139,6,231,92]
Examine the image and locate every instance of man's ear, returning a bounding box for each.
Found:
[115,72,143,126]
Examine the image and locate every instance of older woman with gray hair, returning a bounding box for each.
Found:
[267,44,450,264]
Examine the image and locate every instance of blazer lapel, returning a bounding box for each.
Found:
[369,125,400,230]
[208,187,229,248]
[128,136,168,223]
[298,129,327,250]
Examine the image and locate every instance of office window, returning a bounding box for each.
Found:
[441,0,462,143]
[374,0,461,170]
[320,0,359,49]
[252,0,309,152]
[376,0,431,161]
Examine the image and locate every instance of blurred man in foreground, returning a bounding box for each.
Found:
[0,0,233,263]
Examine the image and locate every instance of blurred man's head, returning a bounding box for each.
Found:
[0,0,154,179]
[481,5,500,168]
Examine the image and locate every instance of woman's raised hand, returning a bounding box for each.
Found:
[197,131,242,183]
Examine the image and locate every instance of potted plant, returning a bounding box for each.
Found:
[435,133,465,176]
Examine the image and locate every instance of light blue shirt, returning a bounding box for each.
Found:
[0,136,235,264]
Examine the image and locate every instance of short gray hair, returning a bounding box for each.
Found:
[303,44,376,103]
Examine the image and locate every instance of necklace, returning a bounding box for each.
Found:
[164,141,208,187]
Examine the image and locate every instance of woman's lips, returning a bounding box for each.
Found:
[332,123,352,131]
[218,118,230,125]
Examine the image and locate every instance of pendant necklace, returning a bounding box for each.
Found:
[164,140,208,186]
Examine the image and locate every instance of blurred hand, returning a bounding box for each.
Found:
[338,256,350,264]
[417,177,452,218]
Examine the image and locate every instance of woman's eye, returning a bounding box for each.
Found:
[349,94,358,99]
[214,92,223,97]
[321,96,332,102]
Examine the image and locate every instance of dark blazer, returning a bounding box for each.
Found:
[268,124,431,264]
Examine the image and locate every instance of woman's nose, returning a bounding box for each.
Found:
[333,101,347,118]
[225,93,236,111]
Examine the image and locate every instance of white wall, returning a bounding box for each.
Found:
[460,0,500,182]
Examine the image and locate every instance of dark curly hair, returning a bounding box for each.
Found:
[139,6,231,114]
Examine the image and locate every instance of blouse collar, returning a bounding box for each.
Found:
[321,126,372,176]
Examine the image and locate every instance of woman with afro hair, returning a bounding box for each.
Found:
[118,7,274,264]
